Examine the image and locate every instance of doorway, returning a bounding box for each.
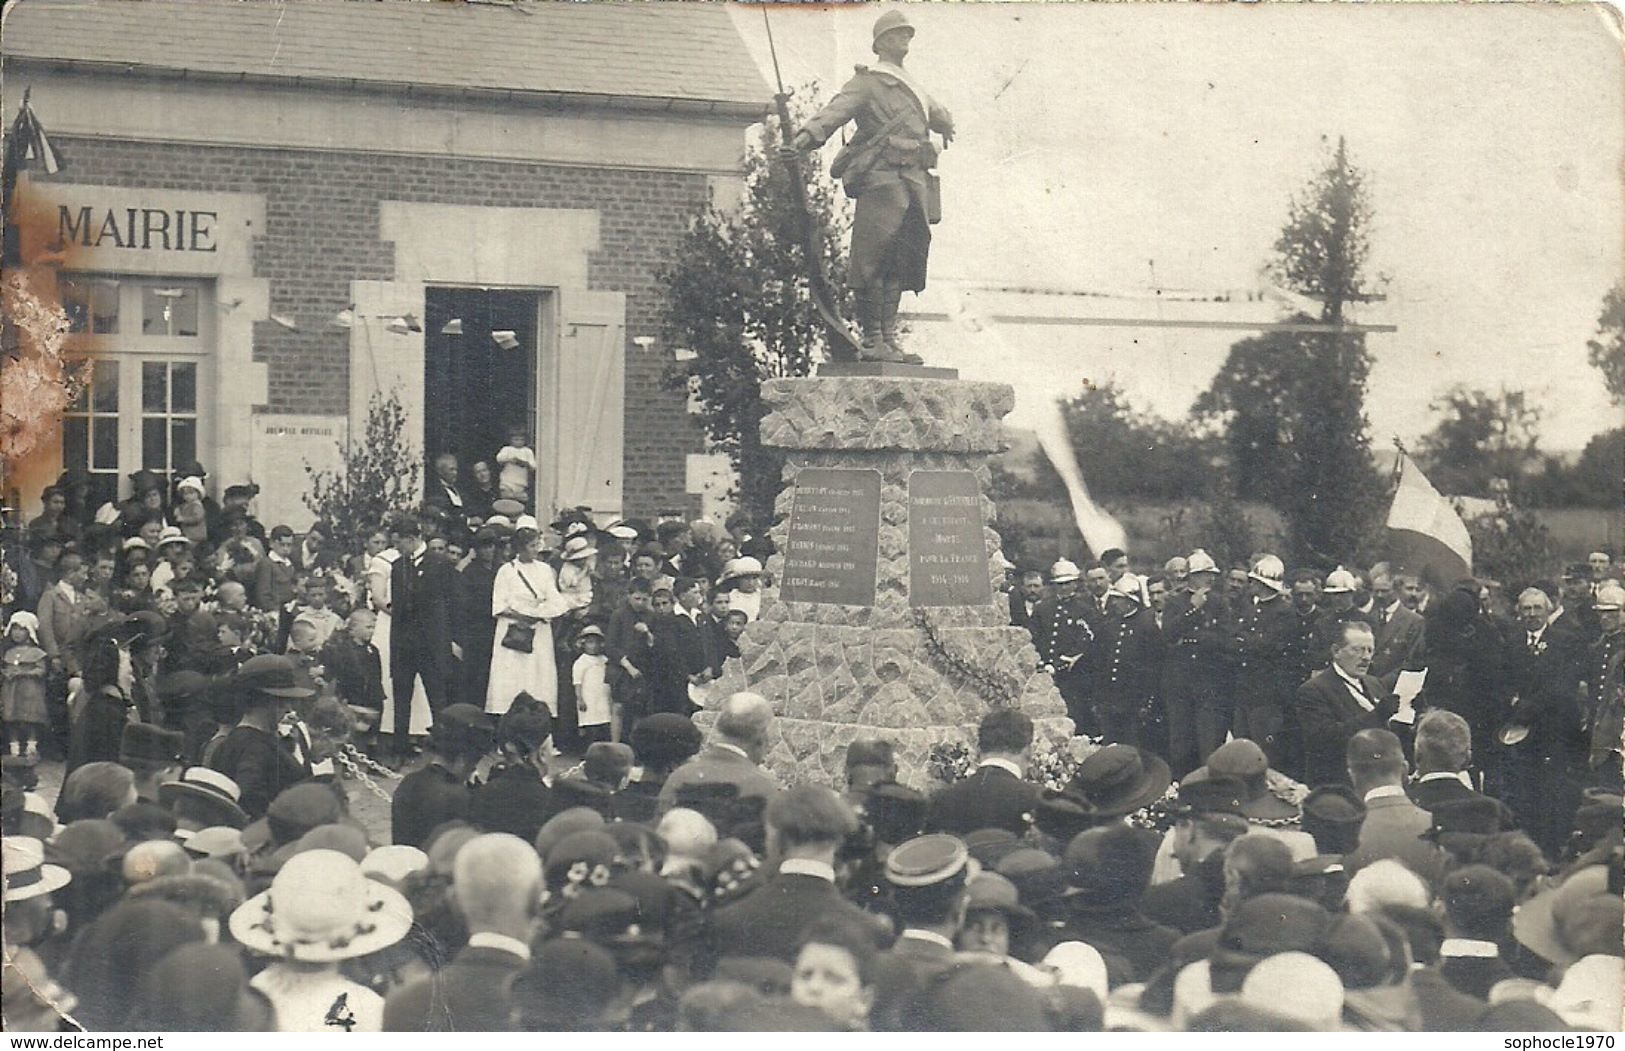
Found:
[422,287,544,487]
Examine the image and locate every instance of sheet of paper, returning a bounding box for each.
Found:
[1392,668,1427,725]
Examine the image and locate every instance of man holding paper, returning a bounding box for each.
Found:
[1295,621,1399,786]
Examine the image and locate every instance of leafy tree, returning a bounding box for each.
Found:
[303,390,420,547]
[1417,386,1543,498]
[658,89,849,526]
[1570,427,1625,508]
[1464,481,1556,587]
[1032,380,1219,503]
[1195,139,1385,564]
[1587,283,1624,405]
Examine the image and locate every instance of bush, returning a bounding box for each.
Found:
[302,390,420,546]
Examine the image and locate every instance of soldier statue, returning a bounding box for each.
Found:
[784,11,955,365]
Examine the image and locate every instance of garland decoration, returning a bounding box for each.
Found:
[912,607,1025,705]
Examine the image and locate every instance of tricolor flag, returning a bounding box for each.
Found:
[1386,452,1472,586]
[6,91,62,178]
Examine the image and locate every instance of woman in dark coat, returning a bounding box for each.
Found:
[66,635,132,774]
[1420,581,1511,785]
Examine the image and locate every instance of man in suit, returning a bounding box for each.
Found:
[1007,568,1045,634]
[925,708,1039,835]
[1407,709,1516,830]
[707,784,874,965]
[384,833,538,1030]
[36,550,88,676]
[1140,778,1250,936]
[657,691,781,813]
[455,527,503,710]
[1030,559,1096,732]
[1369,570,1426,688]
[1342,729,1445,884]
[870,834,971,1032]
[1432,865,1517,1000]
[1501,587,1585,854]
[388,514,458,757]
[1055,824,1179,985]
[666,577,713,710]
[422,453,467,523]
[1295,621,1399,786]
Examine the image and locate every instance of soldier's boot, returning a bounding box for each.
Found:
[880,286,923,365]
[855,287,892,361]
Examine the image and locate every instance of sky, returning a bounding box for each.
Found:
[726,3,1624,450]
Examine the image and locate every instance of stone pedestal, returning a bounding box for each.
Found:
[702,375,1074,788]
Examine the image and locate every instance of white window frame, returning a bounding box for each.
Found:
[61,274,214,503]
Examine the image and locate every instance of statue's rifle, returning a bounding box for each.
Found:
[762,6,862,362]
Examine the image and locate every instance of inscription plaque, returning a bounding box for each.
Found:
[779,468,882,606]
[909,470,993,607]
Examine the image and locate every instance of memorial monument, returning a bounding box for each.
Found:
[704,10,1073,787]
[703,372,1076,787]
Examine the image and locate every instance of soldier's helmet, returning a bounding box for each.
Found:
[872,10,915,46]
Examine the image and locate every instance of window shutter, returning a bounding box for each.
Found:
[554,289,625,518]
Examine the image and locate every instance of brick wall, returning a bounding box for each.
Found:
[42,136,710,519]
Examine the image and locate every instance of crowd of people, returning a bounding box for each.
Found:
[1,460,1622,1032]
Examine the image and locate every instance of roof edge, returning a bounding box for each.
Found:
[4,55,772,123]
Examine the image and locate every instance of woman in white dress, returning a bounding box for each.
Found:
[486,520,568,716]
[367,533,432,739]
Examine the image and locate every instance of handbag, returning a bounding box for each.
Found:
[499,562,544,653]
[501,621,536,654]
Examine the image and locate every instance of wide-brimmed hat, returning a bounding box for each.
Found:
[560,536,598,562]
[175,476,206,496]
[1300,785,1366,855]
[229,849,412,962]
[3,836,71,902]
[1049,559,1082,584]
[1210,892,1333,993]
[181,826,246,860]
[1063,824,1158,906]
[157,526,191,548]
[119,722,186,769]
[233,654,315,699]
[1513,865,1622,966]
[1032,789,1101,843]
[1072,745,1171,817]
[1247,555,1288,594]
[159,763,250,831]
[122,536,151,553]
[720,557,764,583]
[1593,583,1625,611]
[359,845,428,889]
[604,520,641,542]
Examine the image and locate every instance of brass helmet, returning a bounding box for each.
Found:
[872,10,915,47]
